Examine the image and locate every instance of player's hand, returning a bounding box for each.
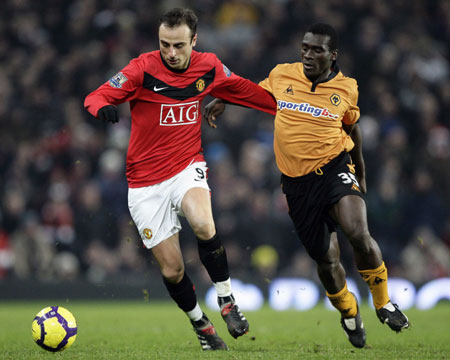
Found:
[98,105,119,124]
[203,99,226,128]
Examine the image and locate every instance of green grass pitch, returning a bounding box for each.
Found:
[1,301,449,359]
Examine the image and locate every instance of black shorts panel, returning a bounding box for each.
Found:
[281,152,366,260]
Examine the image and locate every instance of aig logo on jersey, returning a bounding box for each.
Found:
[160,101,199,126]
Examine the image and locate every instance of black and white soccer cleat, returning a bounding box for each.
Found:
[376,301,410,332]
[341,293,366,348]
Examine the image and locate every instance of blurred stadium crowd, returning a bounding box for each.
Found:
[0,0,449,287]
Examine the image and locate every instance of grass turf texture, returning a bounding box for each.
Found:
[1,301,449,359]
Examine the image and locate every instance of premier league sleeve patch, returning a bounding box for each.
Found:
[109,72,128,88]
[222,64,232,77]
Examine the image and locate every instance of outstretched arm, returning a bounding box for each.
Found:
[204,60,276,128]
[203,82,275,129]
[344,123,367,193]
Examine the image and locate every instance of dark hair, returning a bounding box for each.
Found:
[159,8,198,42]
[306,23,338,51]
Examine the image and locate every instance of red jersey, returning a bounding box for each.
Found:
[84,50,276,188]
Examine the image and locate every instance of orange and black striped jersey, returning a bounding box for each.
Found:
[259,62,360,177]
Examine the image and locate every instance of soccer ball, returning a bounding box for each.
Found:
[31,306,77,352]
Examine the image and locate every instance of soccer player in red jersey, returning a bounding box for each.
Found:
[84,8,276,351]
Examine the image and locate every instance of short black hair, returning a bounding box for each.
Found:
[306,23,338,51]
[159,8,198,42]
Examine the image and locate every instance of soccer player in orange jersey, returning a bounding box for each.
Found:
[204,23,409,348]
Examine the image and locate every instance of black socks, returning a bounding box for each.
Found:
[197,234,230,283]
[163,272,197,312]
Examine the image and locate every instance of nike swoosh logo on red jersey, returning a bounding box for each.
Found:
[153,86,169,92]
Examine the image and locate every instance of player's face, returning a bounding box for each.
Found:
[301,32,337,82]
[159,24,197,70]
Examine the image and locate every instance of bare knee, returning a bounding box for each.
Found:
[161,265,184,283]
[191,221,215,240]
[182,188,215,239]
[344,221,373,254]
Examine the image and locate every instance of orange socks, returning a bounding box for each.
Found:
[358,261,390,310]
[326,283,358,318]
[327,262,390,314]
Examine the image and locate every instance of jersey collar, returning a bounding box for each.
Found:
[309,61,340,92]
[159,52,191,73]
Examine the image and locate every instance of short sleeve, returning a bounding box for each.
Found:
[258,66,280,95]
[342,80,360,125]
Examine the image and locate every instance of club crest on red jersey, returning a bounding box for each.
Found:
[196,79,205,92]
[109,72,128,88]
[160,101,199,126]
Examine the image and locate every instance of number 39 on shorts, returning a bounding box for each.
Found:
[337,172,360,187]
